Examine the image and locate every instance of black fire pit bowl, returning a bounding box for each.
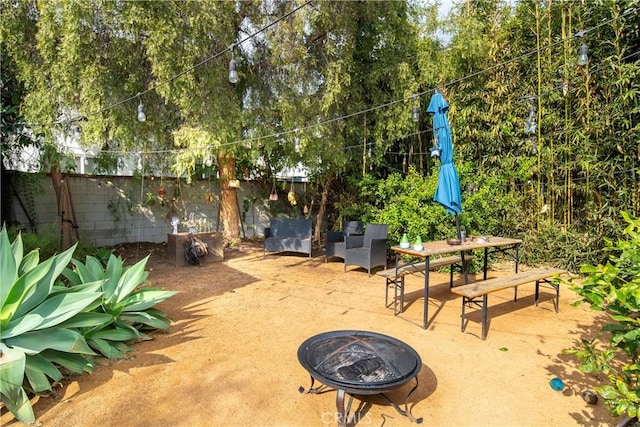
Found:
[297,330,421,394]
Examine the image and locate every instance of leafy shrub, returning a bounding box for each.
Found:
[563,211,640,419]
[0,227,100,424]
[7,223,60,260]
[62,254,177,359]
[0,227,177,424]
[520,221,608,271]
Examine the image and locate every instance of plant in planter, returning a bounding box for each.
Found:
[413,236,423,251]
[400,233,410,249]
[563,211,640,422]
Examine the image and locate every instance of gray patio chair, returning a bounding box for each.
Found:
[325,221,364,262]
[344,223,388,275]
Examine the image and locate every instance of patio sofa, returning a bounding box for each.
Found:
[264,218,313,257]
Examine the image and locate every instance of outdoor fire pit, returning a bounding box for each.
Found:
[298,330,422,426]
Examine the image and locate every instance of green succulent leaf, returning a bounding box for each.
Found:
[120,311,171,330]
[40,349,93,374]
[25,353,64,393]
[0,343,35,424]
[91,327,140,342]
[0,228,18,294]
[89,337,126,359]
[1,257,54,326]
[103,254,124,301]
[56,312,114,328]
[14,243,78,318]
[5,327,95,356]
[121,289,178,312]
[2,291,103,339]
[114,256,150,304]
[18,250,40,277]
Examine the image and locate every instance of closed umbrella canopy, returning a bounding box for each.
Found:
[427,91,462,235]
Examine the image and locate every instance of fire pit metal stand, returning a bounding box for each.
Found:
[297,330,423,426]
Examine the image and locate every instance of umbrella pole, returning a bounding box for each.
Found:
[455,213,469,284]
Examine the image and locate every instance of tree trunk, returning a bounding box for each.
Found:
[217,152,241,243]
[314,175,333,244]
[50,167,74,250]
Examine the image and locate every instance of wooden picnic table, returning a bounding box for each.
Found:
[390,236,522,329]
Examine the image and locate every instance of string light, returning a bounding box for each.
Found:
[137,94,146,122]
[525,104,536,134]
[430,134,440,158]
[229,46,239,84]
[294,129,300,153]
[578,43,589,66]
[412,95,419,123]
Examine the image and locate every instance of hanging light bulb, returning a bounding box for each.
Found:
[412,95,419,123]
[430,134,440,158]
[294,135,300,153]
[229,46,239,84]
[205,155,213,167]
[269,179,279,201]
[525,104,537,134]
[577,43,588,66]
[137,94,146,122]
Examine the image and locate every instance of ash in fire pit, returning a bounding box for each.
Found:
[298,330,423,426]
[337,355,384,381]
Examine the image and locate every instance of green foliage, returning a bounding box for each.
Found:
[62,254,177,359]
[7,224,116,265]
[519,221,610,271]
[0,226,176,424]
[2,0,638,266]
[0,227,100,424]
[563,212,640,419]
[350,164,521,249]
[7,224,60,260]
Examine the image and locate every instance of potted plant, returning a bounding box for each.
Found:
[413,236,423,251]
[400,233,410,249]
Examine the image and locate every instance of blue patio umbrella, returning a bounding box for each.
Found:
[427,90,462,238]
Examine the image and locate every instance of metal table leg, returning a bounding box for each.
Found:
[423,256,430,329]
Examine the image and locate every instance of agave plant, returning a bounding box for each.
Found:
[62,254,177,359]
[0,227,103,424]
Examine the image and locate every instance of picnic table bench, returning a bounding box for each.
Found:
[450,266,568,340]
[378,255,474,315]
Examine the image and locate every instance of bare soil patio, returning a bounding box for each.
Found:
[1,242,619,426]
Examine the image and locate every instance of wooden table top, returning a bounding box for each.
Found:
[391,236,522,257]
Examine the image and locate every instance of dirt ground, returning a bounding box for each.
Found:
[0,241,623,427]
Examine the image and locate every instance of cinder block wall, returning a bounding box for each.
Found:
[8,173,274,247]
